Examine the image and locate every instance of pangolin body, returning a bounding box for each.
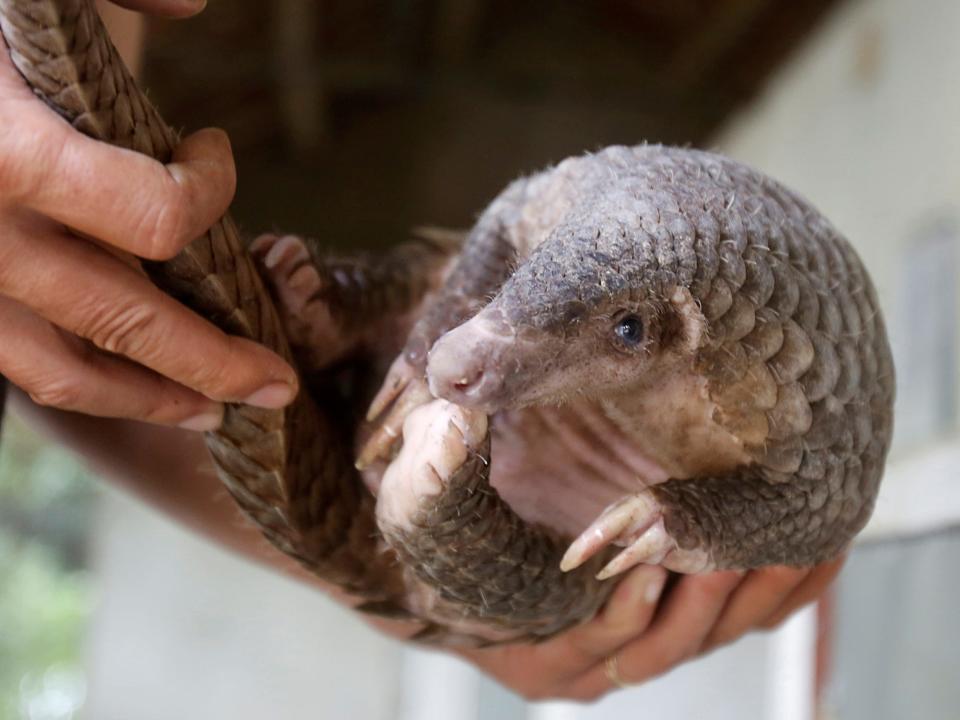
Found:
[0,0,894,645]
[347,144,894,639]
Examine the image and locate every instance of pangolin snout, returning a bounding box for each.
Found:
[426,312,515,411]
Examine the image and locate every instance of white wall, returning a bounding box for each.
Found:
[718,0,960,305]
[716,0,960,540]
[84,489,404,720]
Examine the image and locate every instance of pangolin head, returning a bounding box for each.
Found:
[426,222,708,413]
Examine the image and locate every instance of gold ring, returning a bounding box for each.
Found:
[603,653,630,689]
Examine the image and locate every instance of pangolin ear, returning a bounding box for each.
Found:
[665,287,708,354]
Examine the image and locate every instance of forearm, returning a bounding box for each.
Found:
[9,389,423,640]
[12,388,278,558]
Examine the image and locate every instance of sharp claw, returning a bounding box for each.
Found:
[560,506,634,572]
[367,376,406,423]
[249,233,279,257]
[559,527,605,572]
[595,519,672,580]
[367,355,419,422]
[264,234,309,270]
[560,493,660,572]
[357,380,433,469]
[279,265,324,316]
[356,422,400,470]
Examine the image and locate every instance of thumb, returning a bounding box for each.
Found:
[107,0,207,19]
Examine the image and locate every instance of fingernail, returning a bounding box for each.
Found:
[174,0,207,16]
[604,566,666,627]
[178,406,224,432]
[244,382,296,409]
[644,570,667,604]
[618,566,664,605]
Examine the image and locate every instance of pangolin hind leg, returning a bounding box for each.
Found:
[251,231,458,479]
[251,232,457,369]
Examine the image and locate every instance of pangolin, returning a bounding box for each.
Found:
[0,0,894,645]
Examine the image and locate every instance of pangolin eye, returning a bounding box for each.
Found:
[614,314,644,346]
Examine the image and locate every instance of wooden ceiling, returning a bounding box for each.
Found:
[145,0,844,244]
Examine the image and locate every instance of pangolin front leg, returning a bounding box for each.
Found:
[376,399,614,641]
[359,183,525,467]
[560,492,710,578]
[562,446,883,578]
[252,230,616,639]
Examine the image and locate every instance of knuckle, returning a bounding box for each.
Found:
[703,628,729,651]
[81,299,163,360]
[28,378,84,410]
[675,638,703,664]
[516,685,550,703]
[654,637,699,670]
[551,684,604,704]
[0,146,24,200]
[576,688,605,703]
[186,352,231,397]
[0,122,63,206]
[700,631,731,655]
[134,180,191,260]
[0,241,18,288]
[185,335,242,397]
[758,613,789,631]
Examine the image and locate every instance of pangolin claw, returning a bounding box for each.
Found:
[357,374,433,470]
[366,354,421,422]
[562,492,713,577]
[560,493,663,573]
[595,519,673,579]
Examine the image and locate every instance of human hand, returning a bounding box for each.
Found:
[456,558,844,702]
[0,2,297,431]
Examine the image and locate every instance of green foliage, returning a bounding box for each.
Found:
[0,417,97,720]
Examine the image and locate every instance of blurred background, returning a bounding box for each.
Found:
[1,0,958,717]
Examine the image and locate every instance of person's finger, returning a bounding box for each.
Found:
[452,567,666,701]
[567,570,744,699]
[701,566,812,651]
[0,297,223,429]
[108,0,207,19]
[759,556,846,630]
[0,217,297,407]
[10,122,235,261]
[560,565,668,660]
